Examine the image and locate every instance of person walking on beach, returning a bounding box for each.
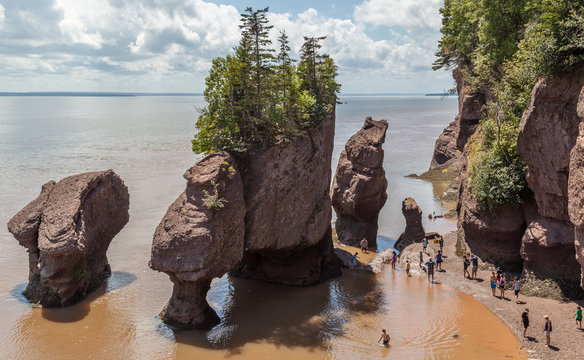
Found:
[360,238,368,253]
[439,236,444,253]
[406,259,411,276]
[463,255,470,278]
[422,238,428,254]
[572,306,583,329]
[490,272,497,296]
[470,254,478,279]
[378,329,390,346]
[521,309,529,337]
[419,251,424,267]
[351,252,358,268]
[498,274,506,299]
[391,251,397,269]
[513,277,521,303]
[436,250,443,271]
[543,315,552,347]
[426,257,436,282]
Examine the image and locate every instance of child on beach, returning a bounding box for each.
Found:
[423,238,428,254]
[406,259,411,276]
[419,251,424,267]
[543,315,552,347]
[513,277,521,303]
[436,250,443,271]
[378,329,390,346]
[463,255,470,278]
[351,252,358,268]
[490,272,497,296]
[391,251,397,269]
[521,309,529,337]
[572,306,582,329]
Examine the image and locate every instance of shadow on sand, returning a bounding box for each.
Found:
[164,270,384,355]
[11,271,137,323]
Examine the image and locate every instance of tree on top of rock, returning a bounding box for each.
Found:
[192,7,341,155]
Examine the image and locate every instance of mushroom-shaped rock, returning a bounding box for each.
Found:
[150,153,245,329]
[394,197,425,251]
[331,117,388,247]
[7,170,129,307]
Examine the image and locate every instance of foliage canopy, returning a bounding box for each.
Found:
[192,7,341,154]
[434,0,584,209]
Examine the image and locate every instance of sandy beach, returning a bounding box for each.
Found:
[399,231,584,360]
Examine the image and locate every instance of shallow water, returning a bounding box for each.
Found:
[0,95,525,359]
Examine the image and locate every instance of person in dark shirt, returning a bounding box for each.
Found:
[436,250,443,271]
[470,254,478,279]
[544,315,552,347]
[521,309,529,338]
[463,255,470,278]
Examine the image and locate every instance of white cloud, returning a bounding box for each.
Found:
[0,3,5,29]
[0,0,451,93]
[354,0,443,30]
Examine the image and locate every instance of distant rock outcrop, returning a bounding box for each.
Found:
[430,68,489,169]
[150,153,245,329]
[394,197,425,251]
[331,117,388,247]
[8,170,129,307]
[151,112,341,329]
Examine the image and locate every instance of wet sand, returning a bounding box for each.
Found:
[405,231,584,360]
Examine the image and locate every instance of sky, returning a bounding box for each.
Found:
[0,0,454,94]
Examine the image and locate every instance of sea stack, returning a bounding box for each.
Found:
[7,170,129,307]
[331,117,388,248]
[150,153,245,329]
[151,111,341,329]
[394,197,425,251]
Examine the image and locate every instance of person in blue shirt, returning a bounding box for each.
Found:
[436,250,443,271]
[471,254,479,279]
[425,257,436,282]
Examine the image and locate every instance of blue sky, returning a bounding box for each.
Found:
[0,0,452,93]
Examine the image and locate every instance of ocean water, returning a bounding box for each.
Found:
[0,95,525,359]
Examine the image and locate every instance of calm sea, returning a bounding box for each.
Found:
[0,96,525,359]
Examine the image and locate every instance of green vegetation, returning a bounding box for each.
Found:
[434,0,584,209]
[202,181,227,212]
[192,7,341,154]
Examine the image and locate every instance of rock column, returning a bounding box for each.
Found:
[331,117,388,247]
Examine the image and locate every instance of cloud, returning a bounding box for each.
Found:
[0,0,450,92]
[354,0,443,30]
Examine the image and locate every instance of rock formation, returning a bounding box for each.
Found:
[151,111,341,329]
[457,161,527,271]
[430,68,489,169]
[569,120,584,289]
[7,170,129,307]
[150,153,245,329]
[516,71,584,296]
[394,197,425,251]
[331,117,388,247]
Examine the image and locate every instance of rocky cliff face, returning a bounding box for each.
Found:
[331,117,388,247]
[457,162,527,270]
[150,153,245,329]
[516,71,584,297]
[569,115,584,289]
[430,69,489,169]
[151,112,341,329]
[8,170,129,307]
[394,197,425,251]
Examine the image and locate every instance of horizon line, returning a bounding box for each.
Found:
[0,91,456,97]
